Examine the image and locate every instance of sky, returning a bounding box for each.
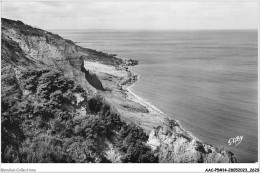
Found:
[1,1,258,30]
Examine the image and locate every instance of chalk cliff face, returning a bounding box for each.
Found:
[1,18,237,163]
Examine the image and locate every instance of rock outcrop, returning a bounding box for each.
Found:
[81,62,104,91]
[147,119,237,163]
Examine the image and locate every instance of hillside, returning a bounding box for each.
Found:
[1,18,237,163]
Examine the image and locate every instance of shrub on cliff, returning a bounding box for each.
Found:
[19,141,73,163]
[121,142,158,163]
[1,100,25,162]
[118,124,158,163]
[88,96,103,113]
[22,69,49,92]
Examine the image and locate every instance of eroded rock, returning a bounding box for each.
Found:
[147,119,237,163]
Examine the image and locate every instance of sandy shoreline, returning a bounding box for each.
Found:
[124,68,203,142]
[126,78,167,116]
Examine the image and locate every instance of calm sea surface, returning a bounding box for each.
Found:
[54,30,258,163]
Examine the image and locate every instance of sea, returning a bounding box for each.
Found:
[53,29,258,163]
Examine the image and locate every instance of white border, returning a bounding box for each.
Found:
[0,0,259,172]
[0,163,259,172]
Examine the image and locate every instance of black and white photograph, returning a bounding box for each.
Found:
[1,0,259,172]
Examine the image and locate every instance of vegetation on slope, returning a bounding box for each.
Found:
[1,68,157,163]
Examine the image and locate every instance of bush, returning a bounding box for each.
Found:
[19,141,73,163]
[117,123,158,163]
[88,96,103,113]
[1,99,25,162]
[121,142,158,163]
[21,69,49,92]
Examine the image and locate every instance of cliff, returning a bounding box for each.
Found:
[1,18,237,163]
